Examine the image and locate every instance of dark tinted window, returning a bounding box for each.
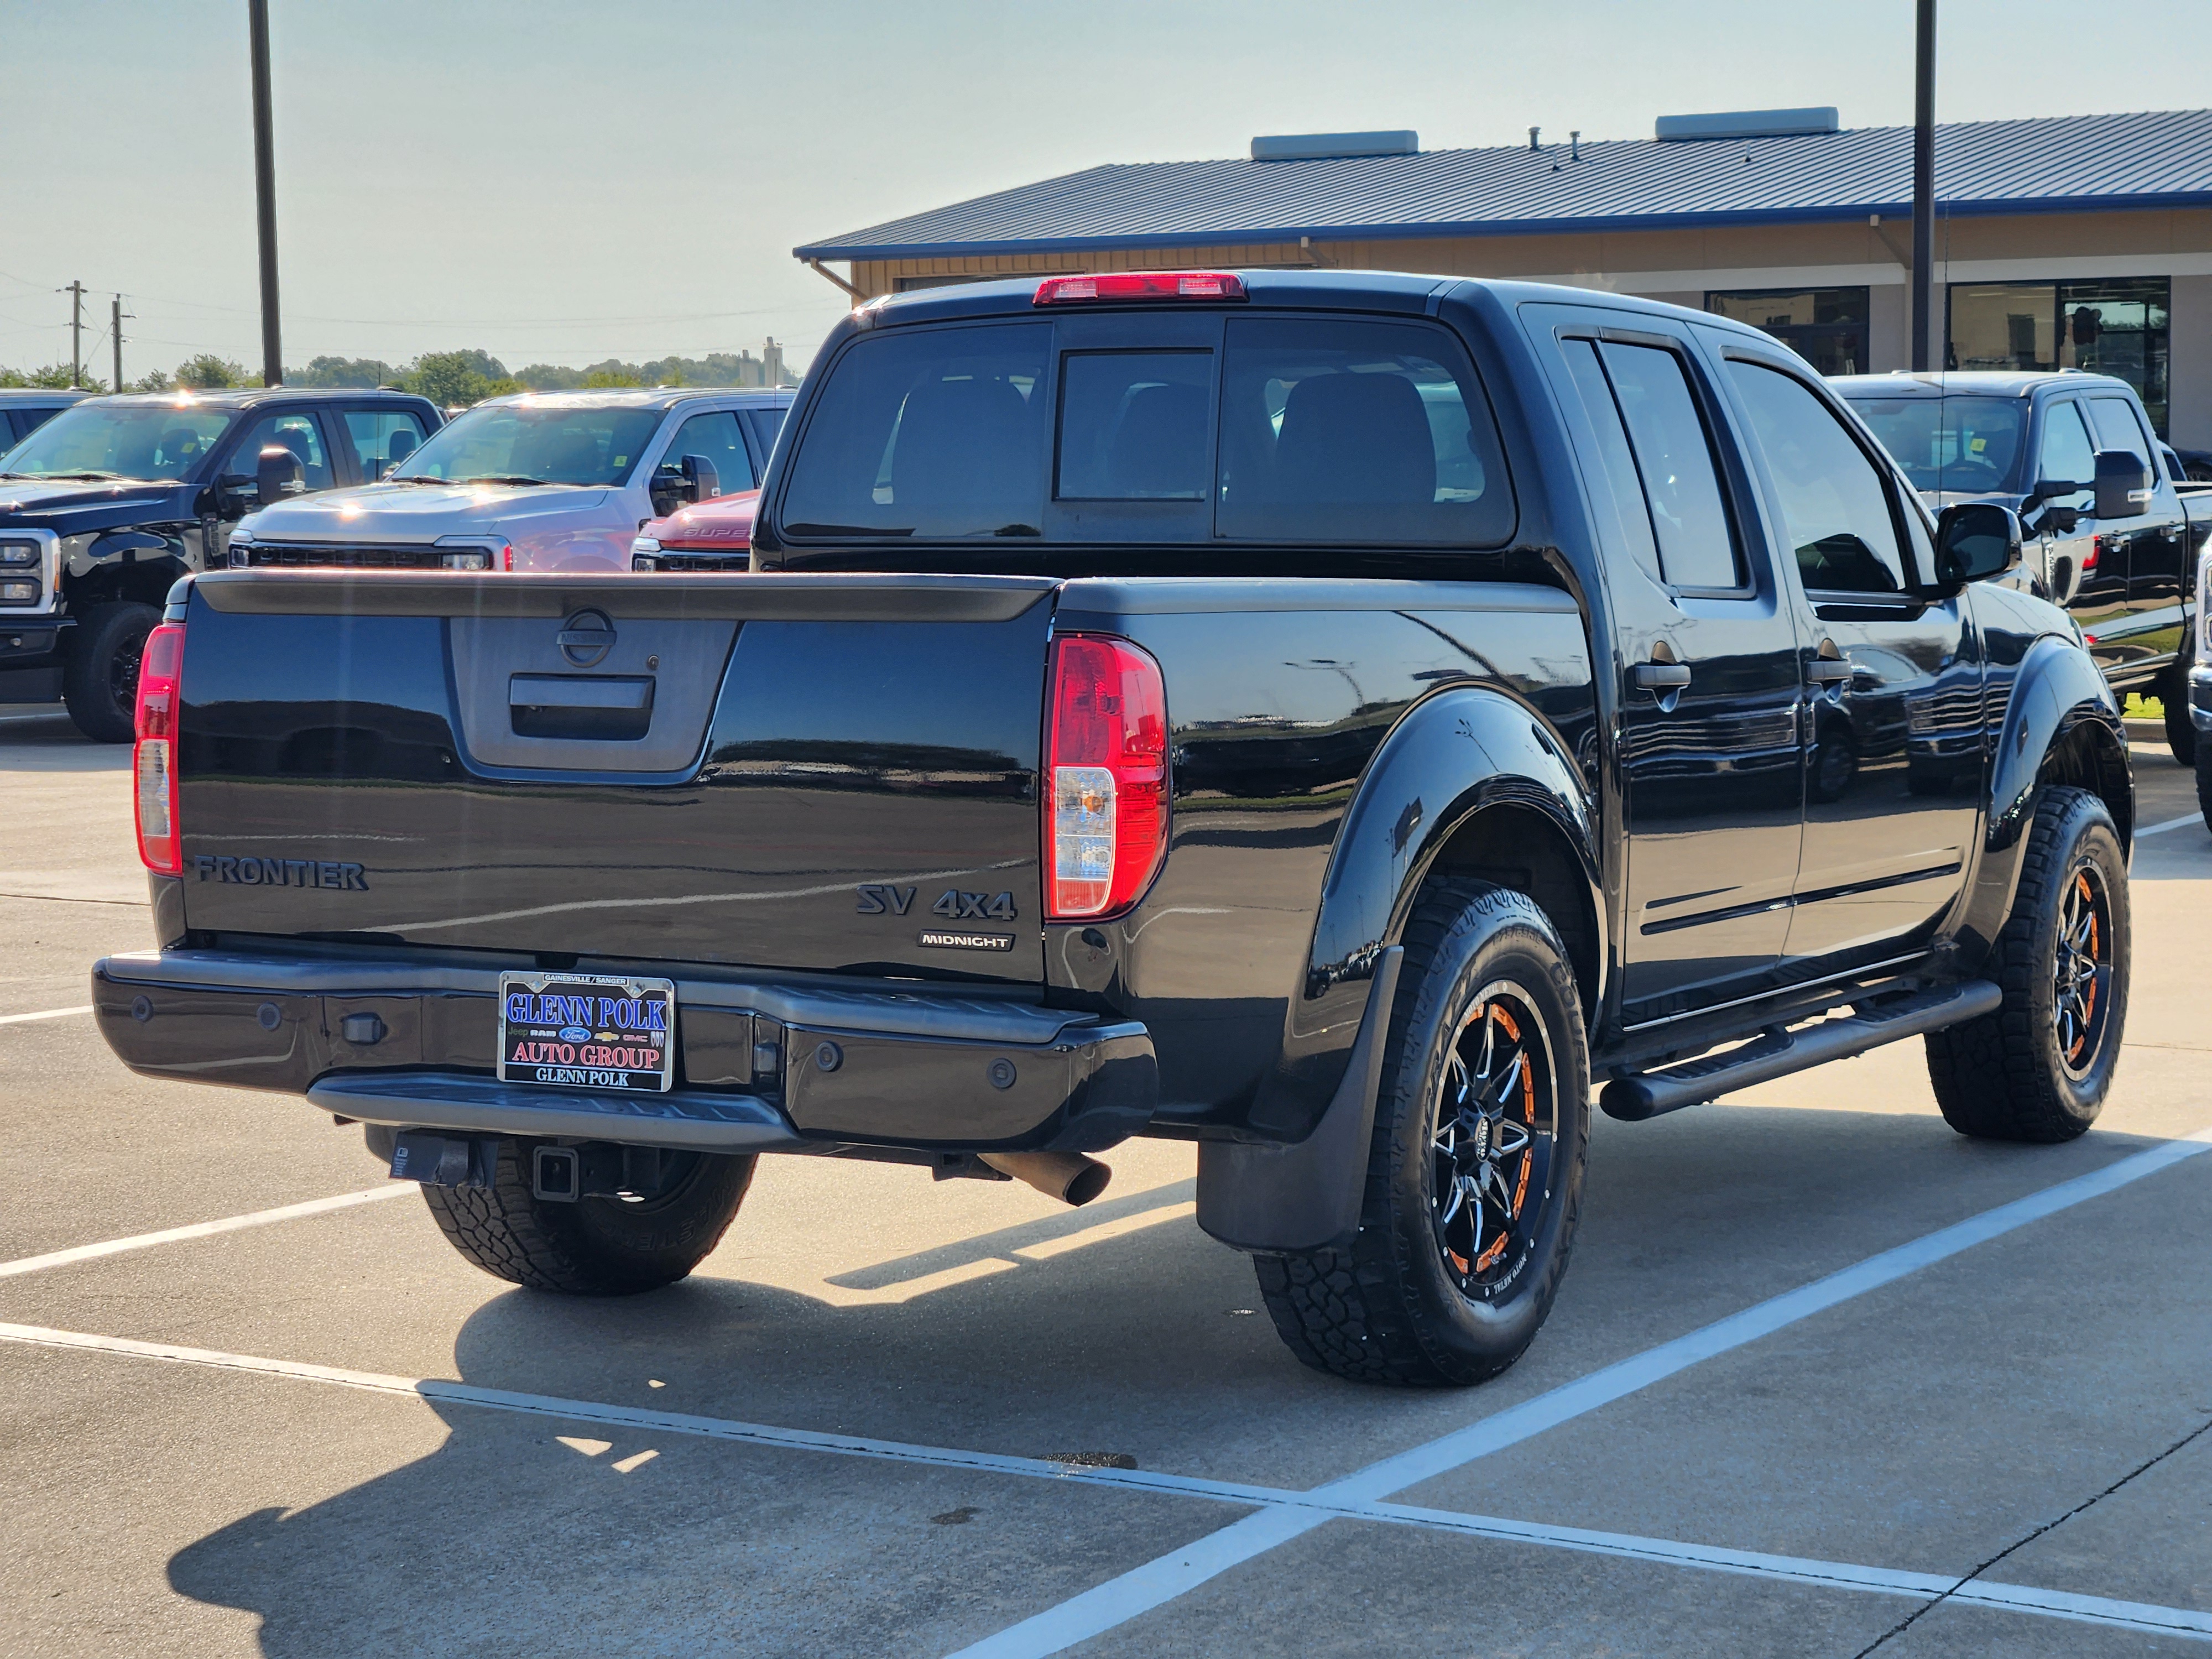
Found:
[1726,360,1906,594]
[783,324,1048,538]
[1591,341,1740,588]
[1057,352,1212,500]
[2086,395,2151,461]
[1558,340,1662,585]
[741,407,786,468]
[1215,317,1511,545]
[2036,402,2096,503]
[664,410,755,495]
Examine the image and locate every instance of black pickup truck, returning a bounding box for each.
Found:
[0,387,441,738]
[93,271,2133,1387]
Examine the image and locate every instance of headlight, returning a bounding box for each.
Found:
[632,536,660,555]
[2197,549,2211,659]
[440,551,491,570]
[0,579,37,604]
[0,541,36,567]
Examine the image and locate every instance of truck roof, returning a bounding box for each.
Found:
[469,388,796,414]
[855,267,1782,352]
[0,388,95,406]
[1827,369,2141,400]
[86,387,436,411]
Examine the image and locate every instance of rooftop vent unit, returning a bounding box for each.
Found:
[1250,130,1418,163]
[1655,107,1840,142]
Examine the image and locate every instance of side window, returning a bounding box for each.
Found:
[231,411,333,493]
[662,410,755,497]
[1725,360,1906,594]
[1557,340,1662,586]
[1215,316,1512,545]
[1057,352,1213,500]
[2037,403,2096,500]
[742,407,787,470]
[2085,396,2151,464]
[341,409,428,482]
[1588,341,1740,589]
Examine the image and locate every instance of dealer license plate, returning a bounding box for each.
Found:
[497,971,675,1093]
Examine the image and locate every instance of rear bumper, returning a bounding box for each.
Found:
[92,948,1156,1156]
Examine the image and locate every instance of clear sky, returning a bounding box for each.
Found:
[4,0,2208,383]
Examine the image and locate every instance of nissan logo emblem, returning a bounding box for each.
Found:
[556,609,615,667]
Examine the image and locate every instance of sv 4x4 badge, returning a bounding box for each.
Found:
[856,884,1016,921]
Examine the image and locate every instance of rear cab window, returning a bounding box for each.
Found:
[777,311,1513,551]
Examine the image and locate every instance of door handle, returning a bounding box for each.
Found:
[1629,662,1691,691]
[1805,657,1854,685]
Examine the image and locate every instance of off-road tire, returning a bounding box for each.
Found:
[1253,880,1590,1386]
[2165,656,2197,768]
[62,601,160,744]
[422,1138,755,1293]
[1924,786,2128,1142]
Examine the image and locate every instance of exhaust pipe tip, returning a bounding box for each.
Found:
[979,1150,1112,1207]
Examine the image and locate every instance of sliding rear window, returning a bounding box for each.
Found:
[781,322,1051,539]
[780,312,1512,546]
[1216,317,1512,544]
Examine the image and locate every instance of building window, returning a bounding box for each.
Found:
[1705,288,1870,375]
[1945,278,2171,435]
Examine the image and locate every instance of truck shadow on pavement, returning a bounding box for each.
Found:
[159,1107,2190,1657]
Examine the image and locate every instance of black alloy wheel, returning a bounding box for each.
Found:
[1430,985,1557,1302]
[2051,860,2114,1081]
[1925,785,2128,1141]
[61,601,161,744]
[1254,879,1590,1386]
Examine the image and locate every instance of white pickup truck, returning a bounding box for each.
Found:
[226,388,792,573]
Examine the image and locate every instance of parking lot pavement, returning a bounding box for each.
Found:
[1,721,2207,1656]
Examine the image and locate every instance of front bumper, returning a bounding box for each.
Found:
[92,948,1156,1156]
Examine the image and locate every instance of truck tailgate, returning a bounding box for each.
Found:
[174,571,1056,981]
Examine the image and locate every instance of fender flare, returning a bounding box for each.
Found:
[1198,685,1601,1253]
[1954,634,2131,963]
[1986,635,2130,852]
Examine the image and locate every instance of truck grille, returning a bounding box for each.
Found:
[237,542,447,570]
[641,551,751,573]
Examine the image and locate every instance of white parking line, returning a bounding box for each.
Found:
[0,1186,415,1280]
[0,1004,93,1026]
[0,1319,2202,1644]
[2138,812,2205,839]
[950,1126,2212,1658]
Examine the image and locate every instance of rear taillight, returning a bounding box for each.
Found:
[1034,271,1248,306]
[1046,634,1168,919]
[134,622,186,874]
[502,541,515,571]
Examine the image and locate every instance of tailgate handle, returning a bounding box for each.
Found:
[510,675,654,711]
[509,674,655,742]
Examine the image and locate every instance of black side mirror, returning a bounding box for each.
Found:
[680,452,720,503]
[2093,450,2152,520]
[255,445,305,509]
[1934,500,2022,587]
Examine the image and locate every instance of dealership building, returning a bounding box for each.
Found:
[795,107,2212,446]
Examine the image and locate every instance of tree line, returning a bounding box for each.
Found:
[1,346,792,405]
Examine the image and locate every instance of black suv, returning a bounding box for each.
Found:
[0,387,441,739]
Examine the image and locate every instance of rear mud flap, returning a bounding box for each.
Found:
[1195,947,1403,1254]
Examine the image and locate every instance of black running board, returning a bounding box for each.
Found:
[1600,980,2003,1122]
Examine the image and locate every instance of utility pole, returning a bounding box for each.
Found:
[248,0,283,386]
[1911,0,1936,372]
[112,295,130,393]
[64,280,87,388]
